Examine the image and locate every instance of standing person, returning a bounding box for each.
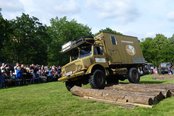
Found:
[51,65,57,81]
[0,63,6,74]
[168,65,173,75]
[13,63,19,76]
[0,71,5,88]
[34,65,39,83]
[30,64,35,84]
[57,66,61,78]
[47,67,53,82]
[21,64,27,85]
[15,65,22,86]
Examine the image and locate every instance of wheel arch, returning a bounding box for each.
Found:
[86,64,108,75]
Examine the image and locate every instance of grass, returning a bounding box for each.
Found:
[1,75,174,116]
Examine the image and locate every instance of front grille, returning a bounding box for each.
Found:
[65,63,77,73]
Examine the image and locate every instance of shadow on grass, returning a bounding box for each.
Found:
[119,81,165,84]
[117,80,166,85]
[140,80,165,84]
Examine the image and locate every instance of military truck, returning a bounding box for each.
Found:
[58,32,146,91]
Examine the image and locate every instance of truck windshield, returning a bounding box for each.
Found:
[70,45,92,61]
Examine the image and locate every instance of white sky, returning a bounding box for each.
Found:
[0,0,174,39]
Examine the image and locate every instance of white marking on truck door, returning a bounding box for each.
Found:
[125,45,136,56]
[95,58,106,63]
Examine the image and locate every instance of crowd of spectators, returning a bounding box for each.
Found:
[0,63,61,88]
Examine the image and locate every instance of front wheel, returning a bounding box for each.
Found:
[89,69,105,89]
[128,68,140,83]
[65,81,82,91]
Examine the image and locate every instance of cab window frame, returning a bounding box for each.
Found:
[110,35,117,45]
[94,46,104,55]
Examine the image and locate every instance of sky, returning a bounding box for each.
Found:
[0,0,174,39]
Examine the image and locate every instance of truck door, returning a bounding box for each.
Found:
[94,46,108,65]
[107,35,121,63]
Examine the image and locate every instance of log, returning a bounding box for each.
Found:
[139,84,174,93]
[70,86,159,105]
[114,83,174,91]
[106,84,172,98]
[83,96,152,108]
[101,89,162,105]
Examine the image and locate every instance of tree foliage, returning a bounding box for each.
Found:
[0,11,10,62]
[1,13,48,64]
[47,16,92,65]
[95,27,122,36]
[141,34,174,66]
[0,8,2,16]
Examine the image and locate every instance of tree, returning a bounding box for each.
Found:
[152,34,168,65]
[0,8,2,16]
[168,34,174,62]
[95,27,123,36]
[47,16,92,65]
[0,10,11,62]
[169,34,174,43]
[140,37,154,63]
[2,13,48,64]
[141,34,174,66]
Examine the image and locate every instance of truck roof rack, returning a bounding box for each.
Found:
[61,37,94,53]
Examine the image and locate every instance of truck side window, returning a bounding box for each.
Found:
[111,36,117,45]
[94,47,104,55]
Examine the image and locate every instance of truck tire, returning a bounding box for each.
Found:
[65,81,82,91]
[89,69,105,89]
[128,68,140,83]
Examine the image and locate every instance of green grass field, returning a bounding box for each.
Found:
[1,75,174,116]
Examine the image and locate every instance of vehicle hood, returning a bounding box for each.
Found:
[62,57,92,76]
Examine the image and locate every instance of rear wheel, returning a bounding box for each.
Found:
[65,81,82,91]
[89,69,105,89]
[128,68,140,83]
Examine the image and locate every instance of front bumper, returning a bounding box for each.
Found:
[58,71,85,81]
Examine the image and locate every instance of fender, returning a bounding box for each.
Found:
[85,63,109,75]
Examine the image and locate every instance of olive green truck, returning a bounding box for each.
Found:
[58,32,146,91]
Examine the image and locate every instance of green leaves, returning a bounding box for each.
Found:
[1,15,92,65]
[95,27,123,36]
[141,34,174,66]
[1,13,48,64]
[47,16,92,65]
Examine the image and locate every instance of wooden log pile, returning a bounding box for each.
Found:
[70,84,174,108]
